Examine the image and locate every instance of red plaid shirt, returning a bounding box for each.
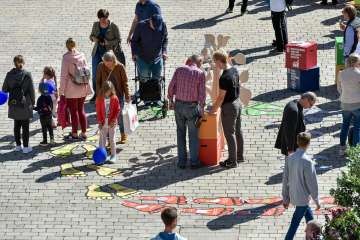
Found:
[167,63,206,107]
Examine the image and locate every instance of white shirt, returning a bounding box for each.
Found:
[354,41,360,55]
[104,98,111,128]
[270,0,286,12]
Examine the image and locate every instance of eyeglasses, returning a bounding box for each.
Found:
[308,99,314,108]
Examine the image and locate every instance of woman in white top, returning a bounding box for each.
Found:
[337,53,360,155]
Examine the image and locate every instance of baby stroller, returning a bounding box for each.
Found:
[132,57,168,118]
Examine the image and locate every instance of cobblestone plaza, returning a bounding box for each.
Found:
[0,0,349,239]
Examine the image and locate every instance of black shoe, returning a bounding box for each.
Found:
[226,7,234,13]
[219,159,238,168]
[40,141,48,146]
[177,163,186,169]
[320,1,327,5]
[241,9,249,15]
[190,162,205,169]
[237,156,245,163]
[273,39,276,43]
[89,96,96,104]
[269,48,284,54]
[272,42,277,47]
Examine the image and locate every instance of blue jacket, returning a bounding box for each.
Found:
[131,19,168,64]
[150,232,187,240]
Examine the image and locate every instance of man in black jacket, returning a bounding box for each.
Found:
[275,92,317,160]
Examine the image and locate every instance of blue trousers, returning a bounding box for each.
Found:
[340,108,360,147]
[92,53,103,97]
[175,102,201,166]
[285,205,314,240]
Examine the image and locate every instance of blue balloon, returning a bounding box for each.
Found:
[0,91,8,105]
[93,147,107,164]
[46,82,56,95]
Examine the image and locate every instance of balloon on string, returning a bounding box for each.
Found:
[0,91,8,105]
[46,82,56,95]
[93,147,107,164]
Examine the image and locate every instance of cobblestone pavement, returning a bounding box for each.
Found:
[0,0,349,239]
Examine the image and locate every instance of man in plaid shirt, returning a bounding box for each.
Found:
[168,54,206,169]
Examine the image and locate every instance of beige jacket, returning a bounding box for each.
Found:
[89,21,122,58]
[337,68,360,103]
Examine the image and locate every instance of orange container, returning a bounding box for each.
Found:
[198,134,222,165]
[335,64,345,85]
[198,109,221,140]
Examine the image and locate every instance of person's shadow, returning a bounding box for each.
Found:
[172,13,242,30]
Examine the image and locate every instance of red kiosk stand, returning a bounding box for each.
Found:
[285,41,317,70]
[286,41,319,93]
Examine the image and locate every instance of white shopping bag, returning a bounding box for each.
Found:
[123,103,139,134]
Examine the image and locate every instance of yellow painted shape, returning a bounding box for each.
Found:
[86,185,113,200]
[107,184,142,199]
[82,144,97,159]
[58,128,92,138]
[60,163,86,177]
[48,144,77,158]
[86,165,122,178]
[85,134,100,143]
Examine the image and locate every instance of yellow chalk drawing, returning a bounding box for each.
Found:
[82,144,110,160]
[107,184,142,199]
[85,134,100,143]
[60,163,86,177]
[86,165,122,178]
[58,128,92,138]
[48,143,77,158]
[86,185,113,200]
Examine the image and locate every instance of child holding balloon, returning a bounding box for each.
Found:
[34,83,54,146]
[41,67,58,129]
[96,81,120,163]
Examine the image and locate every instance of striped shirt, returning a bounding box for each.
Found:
[167,63,206,107]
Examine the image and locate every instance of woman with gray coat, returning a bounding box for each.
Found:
[2,55,35,153]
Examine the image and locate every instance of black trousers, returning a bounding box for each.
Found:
[14,119,30,147]
[40,115,53,142]
[229,0,248,12]
[271,10,288,52]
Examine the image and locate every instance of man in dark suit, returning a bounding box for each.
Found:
[275,92,317,160]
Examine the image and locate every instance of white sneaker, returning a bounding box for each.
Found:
[15,145,23,152]
[339,148,346,156]
[23,147,33,154]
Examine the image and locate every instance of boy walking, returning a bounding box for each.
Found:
[150,207,187,240]
[34,83,54,146]
[282,132,320,240]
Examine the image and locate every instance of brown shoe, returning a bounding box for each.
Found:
[121,134,127,144]
[106,141,110,151]
[190,162,205,169]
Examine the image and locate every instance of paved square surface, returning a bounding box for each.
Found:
[0,0,349,239]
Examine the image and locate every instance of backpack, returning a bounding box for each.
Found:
[286,0,293,11]
[68,59,91,86]
[9,78,26,108]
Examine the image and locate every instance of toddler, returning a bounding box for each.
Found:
[41,66,58,128]
[96,81,120,163]
[34,83,54,146]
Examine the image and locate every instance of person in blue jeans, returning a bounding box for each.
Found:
[337,53,360,155]
[131,15,168,108]
[282,132,320,240]
[167,54,206,169]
